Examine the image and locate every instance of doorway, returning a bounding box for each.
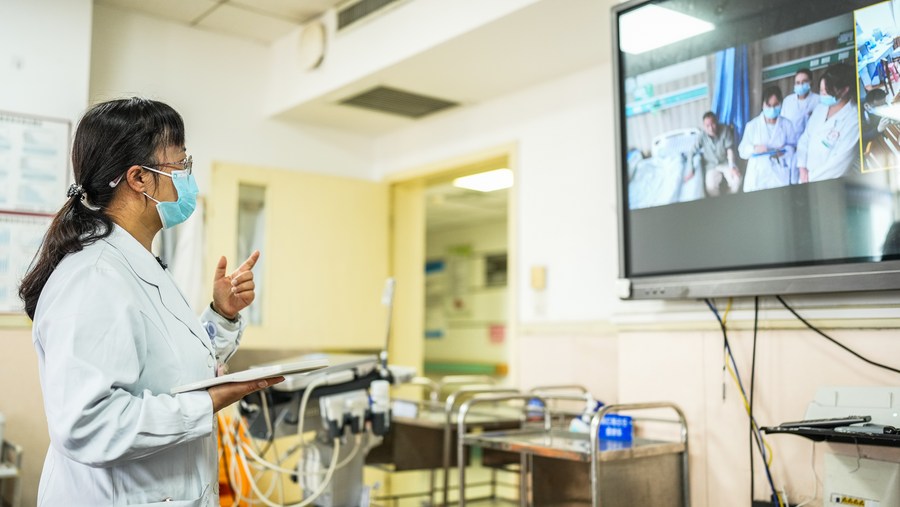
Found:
[388,148,516,386]
[423,176,510,379]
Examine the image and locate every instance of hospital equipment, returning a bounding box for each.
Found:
[236,353,415,506]
[457,397,689,507]
[368,378,530,506]
[226,278,416,507]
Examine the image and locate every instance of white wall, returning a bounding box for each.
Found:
[0,0,92,121]
[0,2,93,505]
[373,51,900,507]
[376,64,619,323]
[90,4,375,184]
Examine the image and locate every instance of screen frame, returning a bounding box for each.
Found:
[611,0,900,300]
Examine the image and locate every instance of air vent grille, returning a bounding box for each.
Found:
[338,0,402,30]
[339,86,458,118]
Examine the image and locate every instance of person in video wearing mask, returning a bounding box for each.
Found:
[797,63,860,183]
[780,69,819,183]
[19,98,282,506]
[691,111,741,196]
[862,89,894,144]
[739,86,796,192]
[781,69,819,142]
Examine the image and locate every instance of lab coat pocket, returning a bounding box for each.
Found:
[124,484,209,506]
[127,500,204,506]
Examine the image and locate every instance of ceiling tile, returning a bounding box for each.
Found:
[96,0,219,24]
[197,3,300,44]
[228,0,344,23]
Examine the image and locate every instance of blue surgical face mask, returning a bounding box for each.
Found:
[763,105,781,119]
[820,94,838,106]
[794,82,810,96]
[142,167,198,229]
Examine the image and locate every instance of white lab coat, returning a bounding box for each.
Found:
[796,101,860,182]
[781,92,819,144]
[739,114,796,192]
[33,225,244,506]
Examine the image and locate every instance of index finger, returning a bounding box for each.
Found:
[238,250,260,272]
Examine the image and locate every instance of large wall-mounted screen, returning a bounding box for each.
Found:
[614,0,900,298]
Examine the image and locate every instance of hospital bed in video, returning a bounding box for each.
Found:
[628,128,704,210]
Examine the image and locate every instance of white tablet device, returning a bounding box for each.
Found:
[170,358,329,394]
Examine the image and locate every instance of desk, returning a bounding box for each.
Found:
[873,103,900,122]
[859,41,895,88]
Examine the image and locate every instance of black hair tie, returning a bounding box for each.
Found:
[67,183,86,199]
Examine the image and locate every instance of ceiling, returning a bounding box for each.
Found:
[280,0,610,134]
[96,0,610,135]
[426,183,508,232]
[92,1,555,227]
[94,0,344,44]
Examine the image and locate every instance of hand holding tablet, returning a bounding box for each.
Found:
[171,358,329,394]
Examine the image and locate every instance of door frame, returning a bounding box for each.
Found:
[386,142,519,385]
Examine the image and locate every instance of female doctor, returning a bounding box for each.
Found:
[797,63,860,183]
[780,68,819,144]
[18,98,283,506]
[739,85,796,192]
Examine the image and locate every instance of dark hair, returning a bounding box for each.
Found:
[701,111,717,122]
[866,88,888,105]
[18,97,184,319]
[762,85,783,105]
[794,68,813,82]
[821,63,854,100]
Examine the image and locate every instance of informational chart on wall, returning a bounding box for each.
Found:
[0,214,53,312]
[0,111,70,313]
[0,112,70,213]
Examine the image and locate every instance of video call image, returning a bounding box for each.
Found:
[857,0,900,174]
[623,9,890,211]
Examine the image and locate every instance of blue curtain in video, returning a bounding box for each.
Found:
[711,45,750,140]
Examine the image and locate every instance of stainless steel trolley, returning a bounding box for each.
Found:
[457,398,689,507]
[367,377,524,506]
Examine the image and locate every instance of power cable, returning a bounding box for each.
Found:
[775,296,900,375]
[749,296,759,505]
[706,299,783,507]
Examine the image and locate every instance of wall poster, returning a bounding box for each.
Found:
[0,111,70,313]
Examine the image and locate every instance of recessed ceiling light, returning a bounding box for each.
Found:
[453,169,514,192]
[619,5,714,55]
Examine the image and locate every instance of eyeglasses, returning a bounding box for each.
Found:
[109,155,193,187]
[147,155,193,175]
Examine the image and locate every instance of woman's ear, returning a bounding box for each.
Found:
[124,165,146,193]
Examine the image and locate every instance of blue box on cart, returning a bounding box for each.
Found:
[599,414,633,441]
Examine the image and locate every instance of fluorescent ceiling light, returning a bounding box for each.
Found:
[453,169,513,192]
[619,5,714,55]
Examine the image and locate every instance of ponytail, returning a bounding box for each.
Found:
[19,196,113,318]
[18,97,185,319]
